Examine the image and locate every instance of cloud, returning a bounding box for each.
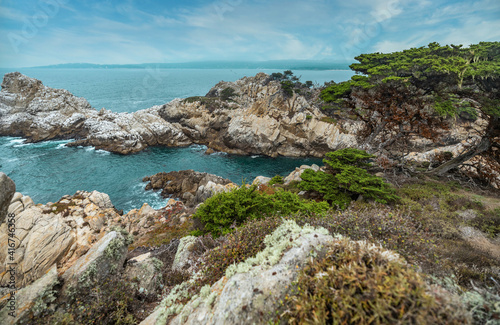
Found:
[0,0,498,67]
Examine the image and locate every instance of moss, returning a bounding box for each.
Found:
[319,116,337,124]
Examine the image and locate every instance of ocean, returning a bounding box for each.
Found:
[0,68,353,212]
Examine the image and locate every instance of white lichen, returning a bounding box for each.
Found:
[225,220,329,278]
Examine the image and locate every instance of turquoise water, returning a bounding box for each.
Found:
[0,68,354,113]
[0,138,321,212]
[0,68,351,211]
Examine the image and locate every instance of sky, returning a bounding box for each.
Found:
[0,0,499,68]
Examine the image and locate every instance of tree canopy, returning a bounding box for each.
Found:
[320,42,499,186]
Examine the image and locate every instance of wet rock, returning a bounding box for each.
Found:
[143,170,235,207]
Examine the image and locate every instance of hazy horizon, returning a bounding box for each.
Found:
[1,0,499,68]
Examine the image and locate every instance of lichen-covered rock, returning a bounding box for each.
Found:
[61,230,130,296]
[0,265,58,325]
[124,253,164,295]
[0,172,15,224]
[151,220,333,325]
[171,236,197,271]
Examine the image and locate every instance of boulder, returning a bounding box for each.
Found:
[0,173,15,224]
[88,190,114,209]
[251,176,271,186]
[0,207,75,288]
[143,170,235,207]
[61,231,130,296]
[152,221,333,325]
[124,253,164,295]
[171,236,197,271]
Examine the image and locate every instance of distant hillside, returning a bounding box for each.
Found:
[31,60,352,70]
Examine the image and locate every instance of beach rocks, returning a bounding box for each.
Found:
[0,173,15,224]
[143,170,235,207]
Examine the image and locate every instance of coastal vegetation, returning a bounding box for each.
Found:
[320,41,500,186]
[3,42,500,324]
[299,148,399,209]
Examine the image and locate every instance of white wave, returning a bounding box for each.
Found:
[56,143,67,149]
[251,155,262,158]
[190,144,207,151]
[211,151,228,156]
[13,142,30,148]
[95,149,110,155]
[85,147,95,152]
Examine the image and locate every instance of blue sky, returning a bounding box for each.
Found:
[0,0,499,67]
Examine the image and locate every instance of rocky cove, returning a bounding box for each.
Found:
[0,66,499,324]
[0,72,356,157]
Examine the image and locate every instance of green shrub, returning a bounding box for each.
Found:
[220,87,238,101]
[193,185,329,237]
[268,175,284,186]
[299,148,399,209]
[33,277,138,325]
[469,208,500,238]
[280,239,469,324]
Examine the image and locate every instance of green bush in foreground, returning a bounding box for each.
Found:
[193,185,329,237]
[299,148,399,209]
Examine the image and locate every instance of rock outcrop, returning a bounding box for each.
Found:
[0,265,59,325]
[143,220,334,325]
[143,170,237,207]
[0,187,183,291]
[158,73,358,157]
[0,173,15,224]
[0,72,356,157]
[60,230,130,296]
[0,72,191,154]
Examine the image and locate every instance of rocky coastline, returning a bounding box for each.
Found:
[1,68,499,324]
[0,72,356,157]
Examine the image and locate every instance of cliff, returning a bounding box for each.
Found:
[0,72,356,157]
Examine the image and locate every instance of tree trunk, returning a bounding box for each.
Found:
[429,116,498,176]
[428,136,491,176]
